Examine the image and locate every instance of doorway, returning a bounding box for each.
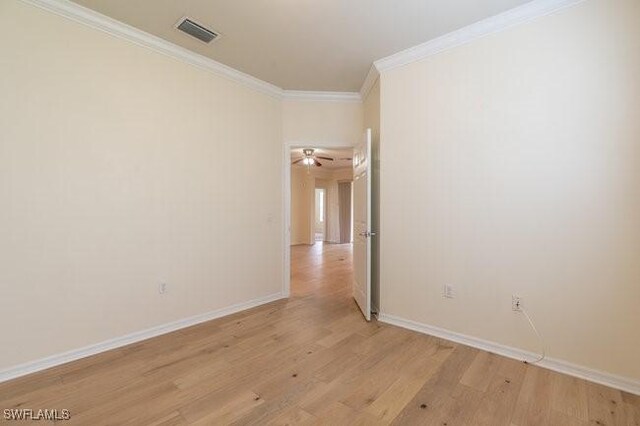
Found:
[284,145,355,298]
[315,188,326,242]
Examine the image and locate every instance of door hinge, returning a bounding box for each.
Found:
[358,231,377,238]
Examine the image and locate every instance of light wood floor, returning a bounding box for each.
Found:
[1,242,638,425]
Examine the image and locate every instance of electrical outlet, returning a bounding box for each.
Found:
[443,284,455,299]
[159,283,168,294]
[512,295,522,311]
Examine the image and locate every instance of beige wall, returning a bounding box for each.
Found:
[314,186,326,237]
[324,181,340,243]
[283,100,363,145]
[380,0,640,380]
[318,168,354,244]
[290,167,353,245]
[314,180,330,240]
[0,0,283,370]
[363,80,381,313]
[290,167,315,245]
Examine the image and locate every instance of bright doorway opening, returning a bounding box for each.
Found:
[286,146,355,299]
[315,188,326,241]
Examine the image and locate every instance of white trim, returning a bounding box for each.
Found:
[283,91,361,103]
[19,0,283,98]
[379,313,640,396]
[374,0,586,72]
[359,65,380,100]
[19,0,588,96]
[20,0,363,100]
[0,292,285,383]
[282,143,292,298]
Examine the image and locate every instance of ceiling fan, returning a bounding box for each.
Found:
[291,148,334,167]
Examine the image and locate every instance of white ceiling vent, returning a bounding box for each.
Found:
[175,17,220,44]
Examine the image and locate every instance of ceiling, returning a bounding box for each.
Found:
[71,0,532,92]
[291,148,353,170]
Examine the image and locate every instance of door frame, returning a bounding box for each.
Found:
[282,140,355,297]
[352,129,372,320]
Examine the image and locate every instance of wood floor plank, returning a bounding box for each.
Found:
[460,350,502,392]
[511,366,554,426]
[185,390,264,425]
[470,367,526,426]
[265,406,317,425]
[0,243,637,425]
[550,370,589,421]
[389,344,479,425]
[624,402,640,426]
[548,410,589,426]
[587,381,628,426]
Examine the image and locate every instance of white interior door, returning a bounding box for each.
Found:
[353,129,372,321]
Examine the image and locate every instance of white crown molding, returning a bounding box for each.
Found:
[19,0,284,98]
[20,0,588,98]
[379,313,640,396]
[283,90,361,103]
[374,0,586,72]
[0,292,285,383]
[359,65,380,100]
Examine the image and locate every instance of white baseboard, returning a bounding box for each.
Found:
[0,292,285,383]
[378,313,640,396]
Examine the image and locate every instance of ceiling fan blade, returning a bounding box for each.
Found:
[292,158,304,164]
[316,156,334,161]
[315,160,323,167]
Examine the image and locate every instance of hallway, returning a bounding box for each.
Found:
[0,244,637,424]
[291,242,353,298]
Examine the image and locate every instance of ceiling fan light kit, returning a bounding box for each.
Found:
[292,148,337,170]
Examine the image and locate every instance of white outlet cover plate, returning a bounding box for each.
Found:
[512,295,522,311]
